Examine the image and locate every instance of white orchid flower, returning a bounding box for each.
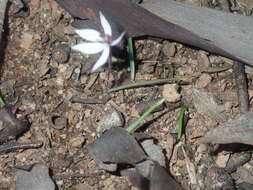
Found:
[72,11,125,72]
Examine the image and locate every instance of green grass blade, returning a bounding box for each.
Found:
[108,78,182,93]
[0,96,5,105]
[126,98,166,133]
[127,37,135,81]
[0,95,19,106]
[177,105,186,140]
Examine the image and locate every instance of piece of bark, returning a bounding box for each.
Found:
[192,89,226,122]
[141,0,253,66]
[0,107,29,143]
[225,152,252,174]
[233,61,249,113]
[55,0,246,65]
[0,141,42,153]
[200,112,253,146]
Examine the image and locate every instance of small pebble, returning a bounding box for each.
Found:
[96,110,124,134]
[226,152,252,173]
[215,152,230,168]
[49,115,68,130]
[195,73,212,88]
[232,166,253,184]
[197,51,210,68]
[52,43,70,64]
[141,139,165,167]
[16,164,55,190]
[162,84,181,102]
[136,139,166,178]
[136,159,154,178]
[162,41,176,57]
[69,136,84,147]
[97,160,118,172]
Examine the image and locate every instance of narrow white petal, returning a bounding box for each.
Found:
[99,11,112,36]
[72,43,106,54]
[91,46,110,72]
[75,29,102,42]
[111,32,125,46]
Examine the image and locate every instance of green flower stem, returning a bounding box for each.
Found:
[127,37,135,81]
[177,105,186,140]
[126,98,166,133]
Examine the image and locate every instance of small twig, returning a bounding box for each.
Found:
[84,73,99,90]
[141,60,160,63]
[108,77,185,93]
[233,61,249,113]
[182,145,198,185]
[201,63,232,74]
[53,173,100,180]
[69,94,111,104]
[0,141,43,153]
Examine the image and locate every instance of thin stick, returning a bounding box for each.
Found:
[108,77,184,93]
[233,61,249,113]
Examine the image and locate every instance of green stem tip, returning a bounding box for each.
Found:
[177,105,186,140]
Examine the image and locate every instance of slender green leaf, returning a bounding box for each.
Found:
[126,98,166,133]
[0,96,5,105]
[177,105,186,140]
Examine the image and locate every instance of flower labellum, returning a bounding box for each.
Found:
[72,11,125,72]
